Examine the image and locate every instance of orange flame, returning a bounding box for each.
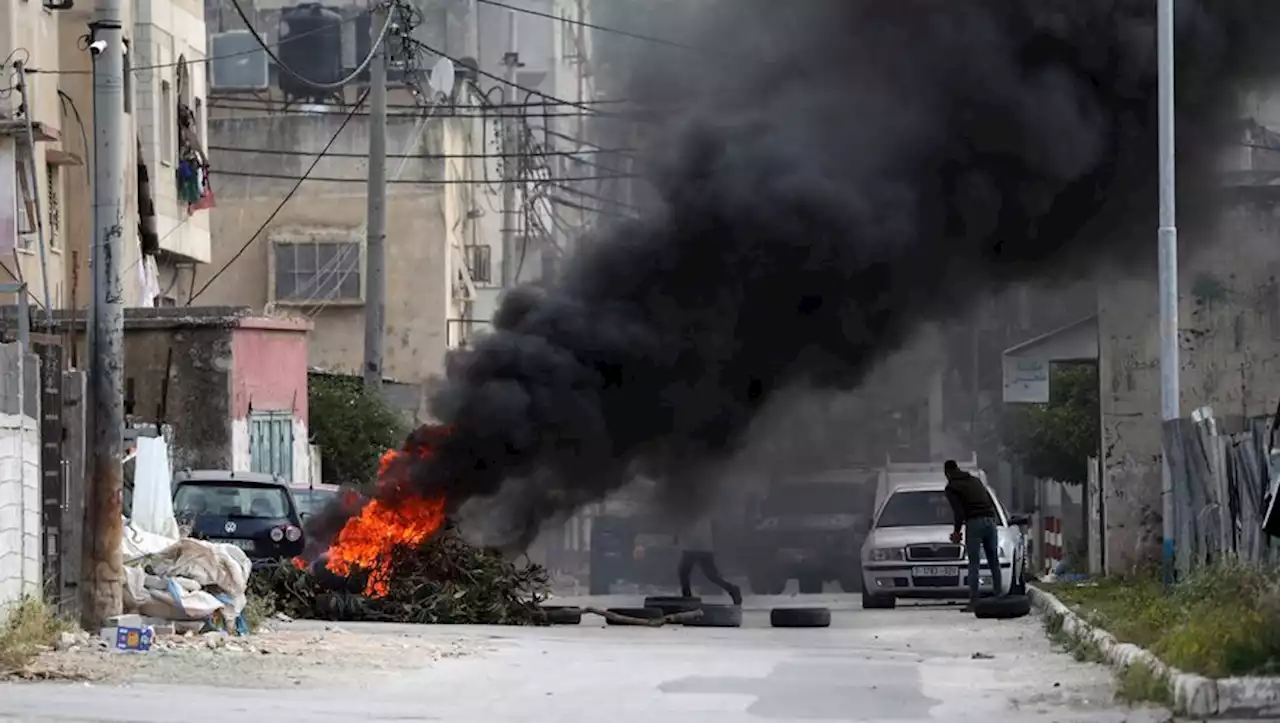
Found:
[323,426,450,598]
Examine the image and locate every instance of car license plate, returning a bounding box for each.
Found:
[210,538,255,552]
[913,566,958,577]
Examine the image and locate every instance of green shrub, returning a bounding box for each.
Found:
[309,373,412,489]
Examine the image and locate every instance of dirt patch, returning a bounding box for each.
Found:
[14,622,476,689]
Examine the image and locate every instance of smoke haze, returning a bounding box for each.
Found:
[391,0,1280,550]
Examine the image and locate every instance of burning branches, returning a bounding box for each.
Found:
[261,425,548,625]
[252,528,549,625]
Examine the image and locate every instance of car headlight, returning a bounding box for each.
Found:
[868,548,905,562]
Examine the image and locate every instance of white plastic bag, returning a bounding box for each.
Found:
[131,436,178,539]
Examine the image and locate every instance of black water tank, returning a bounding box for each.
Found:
[277,4,344,100]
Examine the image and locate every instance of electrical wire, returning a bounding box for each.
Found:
[208,169,633,184]
[188,88,372,305]
[405,38,605,117]
[476,0,700,52]
[227,0,395,90]
[209,93,641,110]
[205,100,614,120]
[204,144,637,159]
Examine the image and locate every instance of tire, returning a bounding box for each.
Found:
[604,607,665,625]
[643,596,702,616]
[749,570,786,596]
[770,607,832,628]
[684,603,743,628]
[798,575,825,594]
[861,592,896,610]
[539,606,583,625]
[972,594,1032,620]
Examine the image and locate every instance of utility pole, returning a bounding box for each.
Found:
[1157,0,1180,587]
[363,2,388,391]
[500,10,520,288]
[85,6,127,629]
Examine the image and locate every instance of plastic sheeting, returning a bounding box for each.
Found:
[131,436,179,539]
[120,520,252,623]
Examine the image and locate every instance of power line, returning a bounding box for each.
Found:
[476,0,699,52]
[205,144,636,159]
[205,100,615,120]
[226,0,394,90]
[209,169,634,184]
[405,38,604,116]
[208,93,643,110]
[188,88,371,305]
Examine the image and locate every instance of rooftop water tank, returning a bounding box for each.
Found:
[276,4,344,102]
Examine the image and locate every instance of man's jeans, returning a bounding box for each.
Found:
[965,517,1002,601]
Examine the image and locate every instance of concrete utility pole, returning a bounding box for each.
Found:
[1157,0,1180,587]
[363,2,388,391]
[500,10,520,288]
[85,6,127,629]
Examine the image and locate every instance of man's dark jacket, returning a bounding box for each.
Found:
[944,472,998,533]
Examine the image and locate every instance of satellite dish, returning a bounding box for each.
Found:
[429,57,456,99]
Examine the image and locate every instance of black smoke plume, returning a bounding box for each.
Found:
[374,0,1280,550]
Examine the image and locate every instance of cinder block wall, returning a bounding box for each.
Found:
[0,343,41,620]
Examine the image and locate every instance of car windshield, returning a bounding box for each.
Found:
[761,484,863,517]
[294,489,336,516]
[875,490,958,528]
[174,483,292,519]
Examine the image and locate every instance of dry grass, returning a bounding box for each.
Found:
[0,597,67,674]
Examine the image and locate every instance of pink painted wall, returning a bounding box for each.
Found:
[230,318,311,423]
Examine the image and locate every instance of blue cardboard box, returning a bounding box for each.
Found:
[111,625,154,652]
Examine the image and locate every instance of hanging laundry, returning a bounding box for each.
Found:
[176,102,214,212]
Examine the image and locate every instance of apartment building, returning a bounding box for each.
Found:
[0,0,210,316]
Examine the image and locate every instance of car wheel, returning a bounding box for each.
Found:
[861,592,895,610]
[770,606,832,628]
[798,575,825,594]
[1009,553,1028,595]
[972,593,1032,620]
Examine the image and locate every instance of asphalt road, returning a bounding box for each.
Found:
[0,593,1174,723]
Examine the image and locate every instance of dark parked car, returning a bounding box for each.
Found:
[172,470,305,566]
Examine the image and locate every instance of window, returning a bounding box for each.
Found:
[15,157,35,251]
[46,163,59,250]
[272,240,362,303]
[123,46,132,114]
[174,481,293,519]
[874,490,958,528]
[560,10,578,62]
[159,80,174,164]
[466,244,492,284]
[249,410,294,481]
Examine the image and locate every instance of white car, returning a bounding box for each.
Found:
[859,480,1028,609]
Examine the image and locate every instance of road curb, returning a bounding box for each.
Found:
[1029,585,1280,718]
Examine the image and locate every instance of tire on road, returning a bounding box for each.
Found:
[861,592,896,610]
[644,596,702,616]
[684,603,743,628]
[604,606,665,625]
[972,594,1032,620]
[539,606,583,625]
[769,606,831,628]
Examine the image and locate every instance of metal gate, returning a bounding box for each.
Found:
[32,339,64,607]
[249,410,294,480]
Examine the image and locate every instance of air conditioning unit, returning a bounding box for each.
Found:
[209,31,270,91]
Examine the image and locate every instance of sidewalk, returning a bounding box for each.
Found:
[1032,564,1280,717]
